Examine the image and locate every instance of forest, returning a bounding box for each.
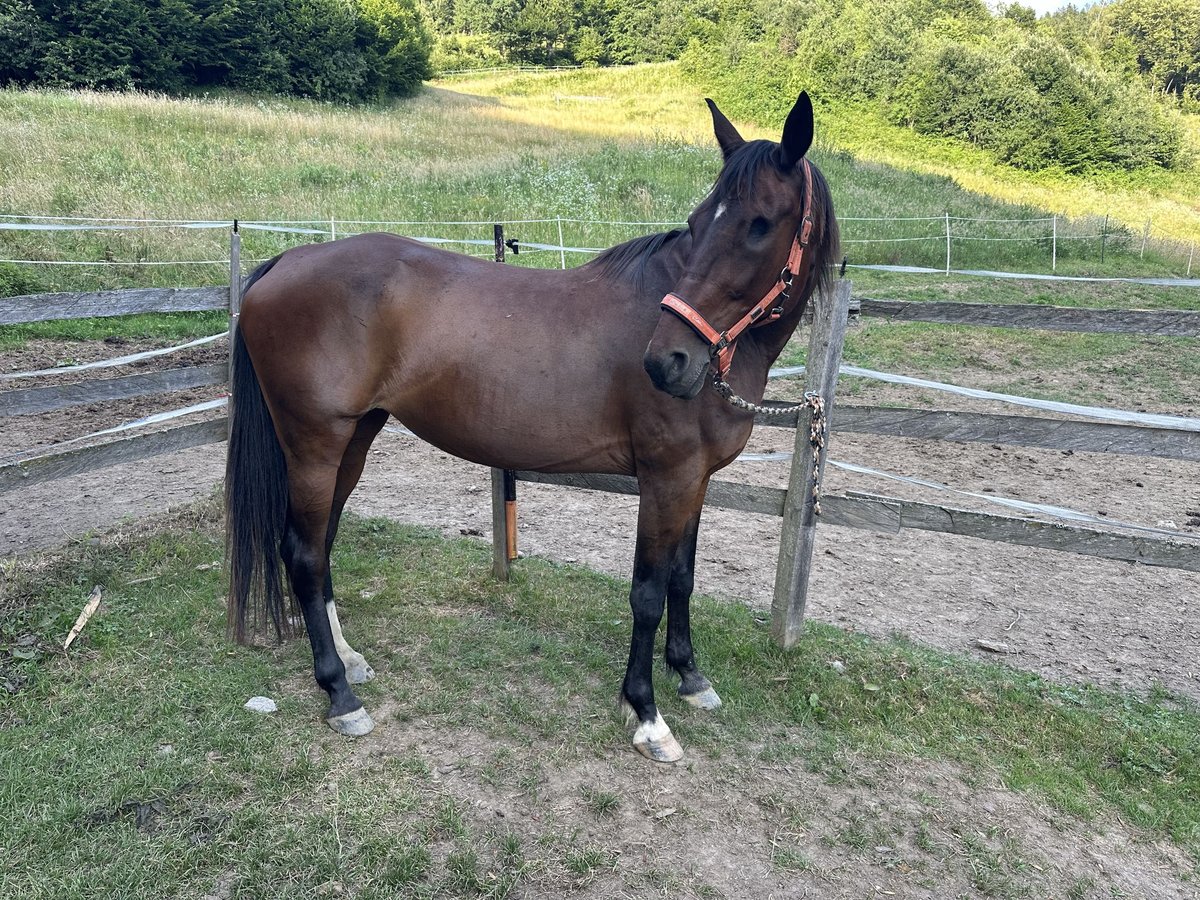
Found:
[427,0,1198,174]
[0,0,431,102]
[1,0,1197,173]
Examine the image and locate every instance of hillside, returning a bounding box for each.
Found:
[1,63,1197,303]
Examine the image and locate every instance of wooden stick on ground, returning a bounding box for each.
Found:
[63,585,103,650]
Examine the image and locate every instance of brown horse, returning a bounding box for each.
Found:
[225,92,839,762]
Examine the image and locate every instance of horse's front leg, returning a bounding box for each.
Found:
[621,476,707,763]
[665,512,722,711]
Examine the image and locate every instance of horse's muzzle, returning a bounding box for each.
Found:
[643,346,708,399]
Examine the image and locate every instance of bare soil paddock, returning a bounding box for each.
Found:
[3,336,1198,703]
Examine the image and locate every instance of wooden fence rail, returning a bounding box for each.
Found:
[0,287,228,325]
[0,418,227,494]
[509,471,1200,573]
[755,403,1200,462]
[6,288,1198,335]
[4,232,1198,648]
[855,298,1200,337]
[1,363,227,416]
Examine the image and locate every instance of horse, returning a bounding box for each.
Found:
[225,91,839,763]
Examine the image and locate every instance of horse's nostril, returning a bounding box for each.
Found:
[645,348,691,389]
[668,350,690,378]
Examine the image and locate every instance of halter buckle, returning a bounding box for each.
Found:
[798,214,815,247]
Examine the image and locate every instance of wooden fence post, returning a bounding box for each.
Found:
[771,279,852,648]
[490,224,518,580]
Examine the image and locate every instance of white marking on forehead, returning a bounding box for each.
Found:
[713,202,727,222]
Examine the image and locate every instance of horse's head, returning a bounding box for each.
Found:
[644,92,823,399]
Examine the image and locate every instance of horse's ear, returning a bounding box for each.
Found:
[706,98,745,161]
[778,92,814,169]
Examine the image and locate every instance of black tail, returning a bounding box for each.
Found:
[225,256,298,642]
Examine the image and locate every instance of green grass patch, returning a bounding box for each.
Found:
[2,64,1197,301]
[0,310,227,351]
[2,505,1198,896]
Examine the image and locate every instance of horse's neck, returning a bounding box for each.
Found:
[746,266,826,372]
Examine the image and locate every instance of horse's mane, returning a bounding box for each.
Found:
[591,228,686,287]
[591,142,840,296]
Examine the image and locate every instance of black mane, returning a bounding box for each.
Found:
[591,228,685,286]
[591,142,840,296]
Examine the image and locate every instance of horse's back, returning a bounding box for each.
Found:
[238,233,649,472]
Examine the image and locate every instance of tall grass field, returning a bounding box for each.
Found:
[1,63,1197,409]
[2,63,1198,297]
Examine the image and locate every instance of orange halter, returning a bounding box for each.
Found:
[660,158,815,381]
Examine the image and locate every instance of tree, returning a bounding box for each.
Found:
[0,0,432,101]
[1102,0,1200,100]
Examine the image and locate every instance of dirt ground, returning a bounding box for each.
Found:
[4,336,1198,703]
[3,335,1200,897]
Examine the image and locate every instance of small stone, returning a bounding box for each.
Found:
[244,696,278,714]
[156,743,175,755]
[654,807,677,819]
[830,660,846,674]
[974,639,1011,654]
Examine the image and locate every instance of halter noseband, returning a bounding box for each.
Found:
[660,158,815,381]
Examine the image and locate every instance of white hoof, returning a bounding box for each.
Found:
[621,701,684,764]
[343,656,375,685]
[327,706,375,737]
[680,685,722,711]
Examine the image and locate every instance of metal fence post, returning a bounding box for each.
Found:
[1051,214,1057,272]
[490,223,518,580]
[944,213,951,274]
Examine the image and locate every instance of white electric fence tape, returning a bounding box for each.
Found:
[1,333,226,381]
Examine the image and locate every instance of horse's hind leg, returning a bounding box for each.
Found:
[279,428,373,737]
[665,511,722,711]
[322,409,389,685]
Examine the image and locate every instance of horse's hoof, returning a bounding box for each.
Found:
[631,711,684,764]
[344,657,375,685]
[680,684,722,711]
[327,706,375,737]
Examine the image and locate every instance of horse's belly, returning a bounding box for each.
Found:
[386,403,634,476]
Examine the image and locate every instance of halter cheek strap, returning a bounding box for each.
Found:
[661,158,815,381]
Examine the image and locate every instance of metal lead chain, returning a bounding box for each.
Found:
[713,376,828,514]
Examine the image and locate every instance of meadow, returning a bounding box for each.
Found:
[2,63,1198,410]
[2,62,1198,300]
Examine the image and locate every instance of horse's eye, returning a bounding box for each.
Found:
[749,217,771,239]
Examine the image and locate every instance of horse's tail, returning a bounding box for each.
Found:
[225,256,298,643]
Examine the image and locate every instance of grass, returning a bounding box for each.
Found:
[820,99,1200,245]
[2,63,1197,301]
[2,66,1197,412]
[1,504,1198,896]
